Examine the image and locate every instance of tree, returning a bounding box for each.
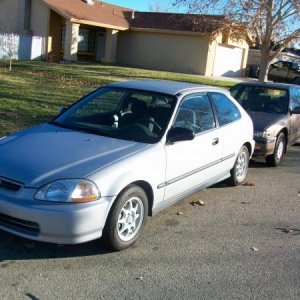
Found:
[0,33,18,71]
[148,0,173,12]
[172,0,300,82]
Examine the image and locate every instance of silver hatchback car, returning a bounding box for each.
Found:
[0,80,254,251]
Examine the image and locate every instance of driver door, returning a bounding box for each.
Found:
[163,93,223,202]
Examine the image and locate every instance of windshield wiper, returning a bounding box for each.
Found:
[49,121,70,129]
[76,125,118,138]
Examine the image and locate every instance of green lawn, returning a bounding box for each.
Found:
[0,60,236,136]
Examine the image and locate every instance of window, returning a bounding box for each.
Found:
[174,93,215,134]
[61,25,96,53]
[209,92,241,126]
[61,25,66,50]
[71,90,125,120]
[290,88,300,110]
[78,28,96,53]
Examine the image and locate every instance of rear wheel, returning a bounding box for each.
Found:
[104,184,148,251]
[228,145,249,186]
[265,132,285,167]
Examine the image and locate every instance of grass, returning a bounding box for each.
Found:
[0,60,236,136]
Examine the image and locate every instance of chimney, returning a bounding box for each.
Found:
[84,0,94,5]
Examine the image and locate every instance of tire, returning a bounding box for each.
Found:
[227,145,249,186]
[265,132,286,167]
[104,184,148,251]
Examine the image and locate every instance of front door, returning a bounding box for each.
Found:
[96,30,106,61]
[164,93,223,202]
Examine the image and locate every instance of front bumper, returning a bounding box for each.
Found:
[0,188,114,244]
[253,137,276,157]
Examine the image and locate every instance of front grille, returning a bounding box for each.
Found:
[0,213,40,235]
[0,178,23,193]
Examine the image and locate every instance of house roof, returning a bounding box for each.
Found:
[42,0,133,30]
[42,0,225,34]
[127,12,226,34]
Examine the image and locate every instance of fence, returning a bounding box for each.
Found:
[0,33,46,60]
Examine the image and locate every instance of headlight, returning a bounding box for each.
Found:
[34,179,100,203]
[254,131,272,138]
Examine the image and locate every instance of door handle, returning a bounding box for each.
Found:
[212,138,219,145]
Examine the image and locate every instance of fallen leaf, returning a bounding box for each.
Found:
[190,200,206,206]
[177,211,185,216]
[241,201,251,204]
[243,182,255,186]
[251,247,258,251]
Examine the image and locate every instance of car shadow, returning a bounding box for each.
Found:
[0,230,113,262]
[248,159,268,168]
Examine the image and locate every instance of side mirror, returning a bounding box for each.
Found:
[166,127,195,145]
[58,106,67,115]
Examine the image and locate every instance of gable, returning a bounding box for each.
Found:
[43,0,132,30]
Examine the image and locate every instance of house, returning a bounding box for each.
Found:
[0,0,249,77]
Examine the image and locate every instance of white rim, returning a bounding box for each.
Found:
[276,140,284,161]
[236,150,247,181]
[117,197,144,242]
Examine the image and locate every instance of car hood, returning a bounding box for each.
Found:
[0,124,150,187]
[246,110,285,131]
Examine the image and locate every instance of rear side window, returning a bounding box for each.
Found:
[209,92,241,126]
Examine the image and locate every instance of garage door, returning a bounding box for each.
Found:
[213,45,243,77]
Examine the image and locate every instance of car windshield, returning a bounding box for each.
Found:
[230,86,288,114]
[51,87,176,143]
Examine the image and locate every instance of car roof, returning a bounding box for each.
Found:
[230,81,300,90]
[107,80,226,95]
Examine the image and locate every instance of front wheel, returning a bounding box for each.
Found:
[104,184,148,251]
[265,132,285,167]
[227,145,249,186]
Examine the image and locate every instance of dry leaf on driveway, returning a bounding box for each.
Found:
[176,211,185,216]
[190,200,206,206]
[241,201,251,204]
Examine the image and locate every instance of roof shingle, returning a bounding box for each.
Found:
[43,0,133,29]
[42,0,225,34]
[126,12,226,34]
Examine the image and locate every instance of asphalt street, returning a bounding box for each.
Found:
[0,144,300,300]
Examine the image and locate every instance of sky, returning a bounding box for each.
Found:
[103,0,177,12]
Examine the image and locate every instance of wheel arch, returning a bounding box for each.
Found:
[243,141,253,157]
[117,180,154,217]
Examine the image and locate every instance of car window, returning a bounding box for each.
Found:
[209,92,241,126]
[54,87,176,144]
[230,86,288,114]
[290,88,300,110]
[173,93,215,134]
[70,90,125,118]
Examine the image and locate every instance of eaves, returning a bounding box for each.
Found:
[69,18,129,31]
[128,27,216,38]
